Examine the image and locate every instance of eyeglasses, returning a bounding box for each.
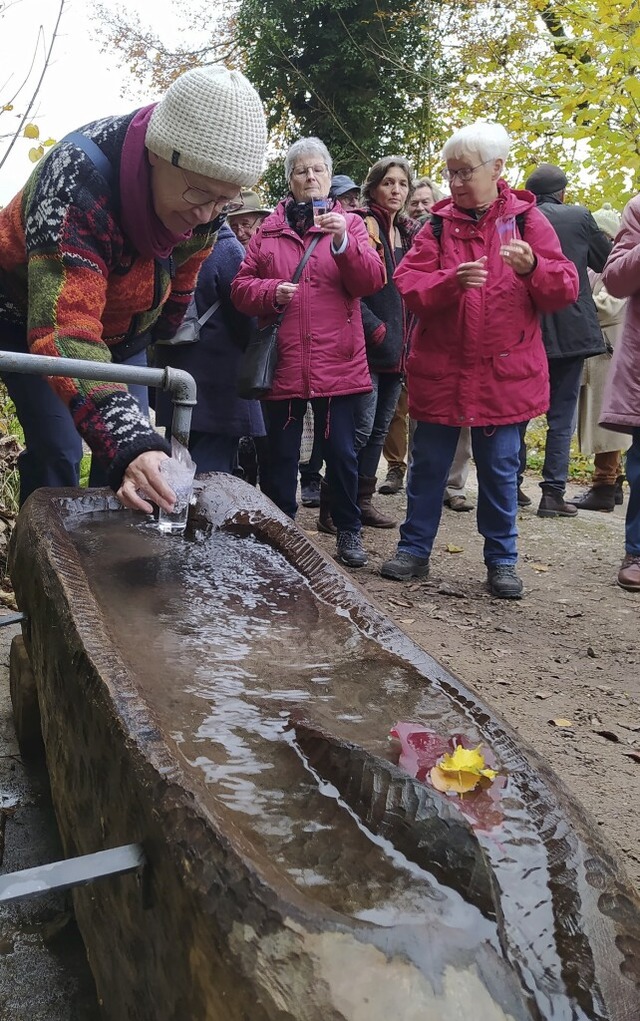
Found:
[291,164,329,179]
[179,169,244,213]
[442,159,493,184]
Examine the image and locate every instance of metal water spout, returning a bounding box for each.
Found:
[0,351,196,445]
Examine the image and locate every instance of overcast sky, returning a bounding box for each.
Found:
[0,0,184,202]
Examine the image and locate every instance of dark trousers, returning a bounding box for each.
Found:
[542,356,584,492]
[187,431,239,474]
[262,395,361,532]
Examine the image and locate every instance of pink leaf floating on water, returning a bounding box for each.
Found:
[389,721,506,833]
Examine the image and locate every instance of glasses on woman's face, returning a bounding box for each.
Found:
[179,169,244,213]
[291,164,329,179]
[442,159,493,184]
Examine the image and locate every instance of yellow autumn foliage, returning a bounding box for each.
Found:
[430,744,497,795]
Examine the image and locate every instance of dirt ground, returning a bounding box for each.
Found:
[298,468,640,893]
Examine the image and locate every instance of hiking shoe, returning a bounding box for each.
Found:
[378,466,405,495]
[568,484,616,513]
[380,550,430,581]
[336,530,368,568]
[618,553,640,591]
[537,487,578,518]
[444,495,474,512]
[487,564,523,599]
[615,475,625,506]
[517,487,532,507]
[301,478,321,507]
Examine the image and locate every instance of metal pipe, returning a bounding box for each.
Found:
[0,351,197,445]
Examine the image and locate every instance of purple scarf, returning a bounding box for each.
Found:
[119,104,192,259]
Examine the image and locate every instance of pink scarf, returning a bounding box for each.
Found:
[119,104,192,259]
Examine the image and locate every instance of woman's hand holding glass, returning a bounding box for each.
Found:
[500,239,536,275]
[316,211,347,248]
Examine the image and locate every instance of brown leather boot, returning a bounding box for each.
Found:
[316,481,337,535]
[358,476,396,528]
[618,553,640,591]
[569,485,616,512]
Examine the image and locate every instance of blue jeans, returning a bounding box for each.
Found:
[262,395,361,531]
[399,422,521,566]
[541,356,584,492]
[625,429,640,555]
[355,371,403,477]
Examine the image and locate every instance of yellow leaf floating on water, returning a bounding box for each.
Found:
[430,743,497,795]
[445,543,464,554]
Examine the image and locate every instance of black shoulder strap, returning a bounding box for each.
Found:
[62,131,113,186]
[291,233,322,284]
[516,212,526,237]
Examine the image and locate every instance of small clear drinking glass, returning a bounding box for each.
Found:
[496,215,517,247]
[312,198,328,225]
[157,458,196,534]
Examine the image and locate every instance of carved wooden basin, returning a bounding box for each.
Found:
[8,476,640,1021]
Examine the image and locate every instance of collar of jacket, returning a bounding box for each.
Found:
[534,193,564,205]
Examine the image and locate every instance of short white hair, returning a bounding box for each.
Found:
[284,138,333,180]
[443,122,511,165]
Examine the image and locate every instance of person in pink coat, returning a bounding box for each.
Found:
[380,122,578,598]
[599,194,640,591]
[231,137,385,568]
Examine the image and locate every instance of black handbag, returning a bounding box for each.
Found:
[237,235,322,399]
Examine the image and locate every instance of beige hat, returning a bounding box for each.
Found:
[592,202,621,240]
[226,189,272,218]
[145,65,267,187]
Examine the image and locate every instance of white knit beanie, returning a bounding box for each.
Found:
[592,202,621,240]
[145,65,267,187]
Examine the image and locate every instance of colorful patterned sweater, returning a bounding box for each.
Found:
[0,110,217,489]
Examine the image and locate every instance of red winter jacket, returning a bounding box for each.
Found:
[394,182,579,426]
[231,200,385,400]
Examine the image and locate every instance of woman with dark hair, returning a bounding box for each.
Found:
[231,137,385,568]
[353,155,421,528]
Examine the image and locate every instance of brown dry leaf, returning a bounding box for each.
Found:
[531,562,550,573]
[445,543,464,554]
[550,717,574,728]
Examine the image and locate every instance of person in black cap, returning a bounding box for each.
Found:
[329,174,361,210]
[523,163,612,519]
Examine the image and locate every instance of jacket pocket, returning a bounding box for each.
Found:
[493,342,545,381]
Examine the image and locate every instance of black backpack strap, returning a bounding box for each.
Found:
[516,212,526,237]
[62,131,113,187]
[430,213,443,240]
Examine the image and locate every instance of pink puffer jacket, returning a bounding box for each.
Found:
[394,182,579,427]
[231,200,385,400]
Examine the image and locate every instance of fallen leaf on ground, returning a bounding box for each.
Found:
[445,543,464,554]
[530,563,550,572]
[550,717,574,728]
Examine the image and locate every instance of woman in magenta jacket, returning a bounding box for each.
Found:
[231,137,385,568]
[380,122,578,599]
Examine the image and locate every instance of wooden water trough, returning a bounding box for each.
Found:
[7,475,640,1021]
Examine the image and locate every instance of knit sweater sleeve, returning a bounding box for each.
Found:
[22,141,170,488]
